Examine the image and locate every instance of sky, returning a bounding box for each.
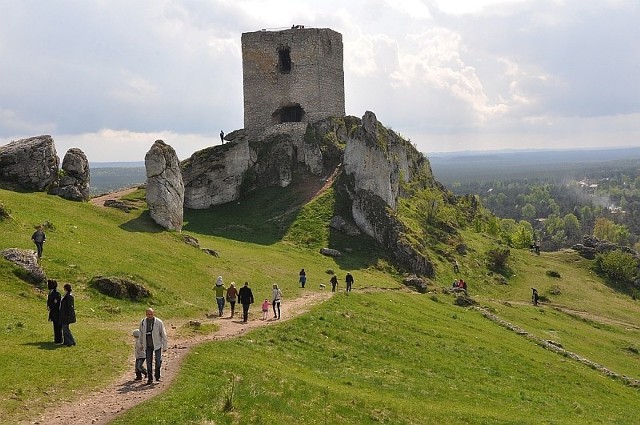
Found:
[1,0,639,162]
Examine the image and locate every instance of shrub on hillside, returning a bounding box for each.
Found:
[546,270,561,278]
[486,247,511,272]
[595,250,639,285]
[0,201,11,220]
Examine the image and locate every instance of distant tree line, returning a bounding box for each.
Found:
[449,168,640,252]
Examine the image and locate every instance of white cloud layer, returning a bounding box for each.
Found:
[1,0,638,161]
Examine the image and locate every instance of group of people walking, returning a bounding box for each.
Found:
[213,277,260,322]
[329,272,354,292]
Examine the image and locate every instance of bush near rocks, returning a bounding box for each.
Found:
[90,276,150,301]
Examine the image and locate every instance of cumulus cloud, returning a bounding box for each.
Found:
[1,0,639,159]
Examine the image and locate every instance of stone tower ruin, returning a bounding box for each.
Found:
[241,27,345,136]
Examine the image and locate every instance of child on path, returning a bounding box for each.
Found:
[261,299,270,320]
[132,329,147,381]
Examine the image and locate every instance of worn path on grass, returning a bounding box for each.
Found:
[25,291,333,425]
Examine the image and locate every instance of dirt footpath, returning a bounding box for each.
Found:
[25,291,332,425]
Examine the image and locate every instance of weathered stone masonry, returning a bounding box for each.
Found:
[241,27,345,137]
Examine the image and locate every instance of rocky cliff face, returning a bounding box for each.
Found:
[180,111,435,276]
[181,119,347,209]
[343,111,435,276]
[145,140,184,231]
[0,135,59,191]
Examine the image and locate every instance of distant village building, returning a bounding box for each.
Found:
[241,27,345,136]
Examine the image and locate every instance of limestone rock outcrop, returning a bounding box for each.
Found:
[90,276,150,301]
[342,111,435,277]
[1,248,47,284]
[145,140,184,231]
[182,140,255,209]
[52,148,90,201]
[181,118,354,209]
[0,135,59,191]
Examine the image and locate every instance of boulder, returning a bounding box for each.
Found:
[90,276,150,301]
[329,215,361,236]
[402,276,428,293]
[320,247,342,257]
[0,135,59,191]
[454,294,477,307]
[1,248,46,284]
[53,148,90,201]
[103,199,137,213]
[202,248,220,257]
[145,140,184,231]
[183,234,200,248]
[182,139,255,209]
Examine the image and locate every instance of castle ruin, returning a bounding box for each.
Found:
[241,27,345,136]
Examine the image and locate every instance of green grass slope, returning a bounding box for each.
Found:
[1,185,639,424]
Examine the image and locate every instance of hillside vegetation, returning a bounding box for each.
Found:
[1,182,639,424]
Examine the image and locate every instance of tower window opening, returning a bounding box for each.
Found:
[278,48,291,73]
[272,104,304,124]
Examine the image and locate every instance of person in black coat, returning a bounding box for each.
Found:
[60,284,76,346]
[47,280,62,344]
[238,282,254,323]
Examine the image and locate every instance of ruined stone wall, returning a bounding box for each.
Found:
[242,28,345,136]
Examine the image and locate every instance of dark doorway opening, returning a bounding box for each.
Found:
[273,104,304,123]
[278,48,291,73]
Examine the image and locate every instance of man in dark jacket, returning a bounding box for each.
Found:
[47,280,62,344]
[238,282,254,323]
[31,225,46,258]
[60,284,76,346]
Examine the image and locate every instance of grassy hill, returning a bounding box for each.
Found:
[1,183,639,424]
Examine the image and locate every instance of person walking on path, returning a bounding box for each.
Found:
[226,282,238,318]
[214,276,226,317]
[132,329,147,381]
[139,308,168,385]
[238,282,254,323]
[531,288,539,306]
[31,225,46,259]
[299,268,306,288]
[272,284,282,319]
[59,284,76,346]
[330,274,338,292]
[345,272,354,292]
[261,299,270,320]
[47,280,62,344]
[219,130,225,144]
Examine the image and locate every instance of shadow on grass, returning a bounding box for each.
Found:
[181,186,306,245]
[23,341,64,350]
[120,211,165,233]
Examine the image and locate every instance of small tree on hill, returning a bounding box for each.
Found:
[486,247,511,273]
[595,250,638,285]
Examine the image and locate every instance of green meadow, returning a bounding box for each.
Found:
[1,186,639,424]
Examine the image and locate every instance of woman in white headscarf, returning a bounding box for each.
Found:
[214,276,226,317]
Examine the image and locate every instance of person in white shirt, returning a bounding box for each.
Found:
[139,308,168,385]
